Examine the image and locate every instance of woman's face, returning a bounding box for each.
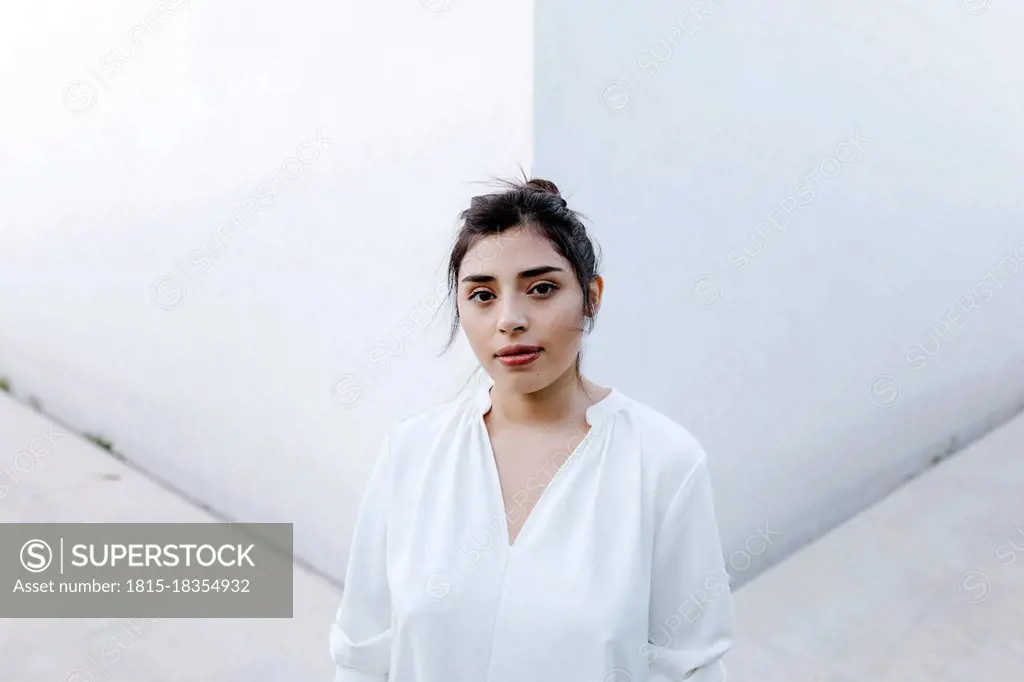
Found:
[456,225,601,394]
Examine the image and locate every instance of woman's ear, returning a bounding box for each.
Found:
[589,275,604,315]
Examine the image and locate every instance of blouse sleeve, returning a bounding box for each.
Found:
[646,453,735,681]
[329,433,395,682]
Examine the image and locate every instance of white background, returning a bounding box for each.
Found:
[2,0,1023,586]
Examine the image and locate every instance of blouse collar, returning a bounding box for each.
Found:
[473,373,625,426]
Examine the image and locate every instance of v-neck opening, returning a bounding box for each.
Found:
[479,413,596,551]
[473,379,623,551]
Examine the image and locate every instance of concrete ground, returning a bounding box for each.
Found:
[1,390,1021,680]
[0,392,342,681]
[727,405,1024,681]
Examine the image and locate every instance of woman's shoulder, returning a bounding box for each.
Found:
[380,390,476,454]
[617,392,709,486]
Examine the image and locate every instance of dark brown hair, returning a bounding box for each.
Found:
[439,170,603,385]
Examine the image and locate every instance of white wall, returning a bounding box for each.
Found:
[0,0,532,582]
[536,0,1024,583]
[5,0,1024,590]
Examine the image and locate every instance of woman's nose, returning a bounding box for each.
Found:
[497,298,527,334]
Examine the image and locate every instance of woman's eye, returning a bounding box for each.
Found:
[531,283,558,296]
[468,284,557,302]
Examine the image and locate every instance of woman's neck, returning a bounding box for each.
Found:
[486,369,608,428]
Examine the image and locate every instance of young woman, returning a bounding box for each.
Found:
[330,176,735,681]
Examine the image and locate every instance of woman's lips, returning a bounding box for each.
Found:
[496,350,542,367]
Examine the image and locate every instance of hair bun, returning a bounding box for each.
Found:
[525,178,561,197]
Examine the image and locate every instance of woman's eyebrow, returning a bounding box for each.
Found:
[460,265,565,284]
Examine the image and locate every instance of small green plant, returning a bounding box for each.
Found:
[84,433,125,460]
[0,376,11,393]
[84,433,114,450]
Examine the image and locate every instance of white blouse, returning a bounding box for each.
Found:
[330,376,735,682]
